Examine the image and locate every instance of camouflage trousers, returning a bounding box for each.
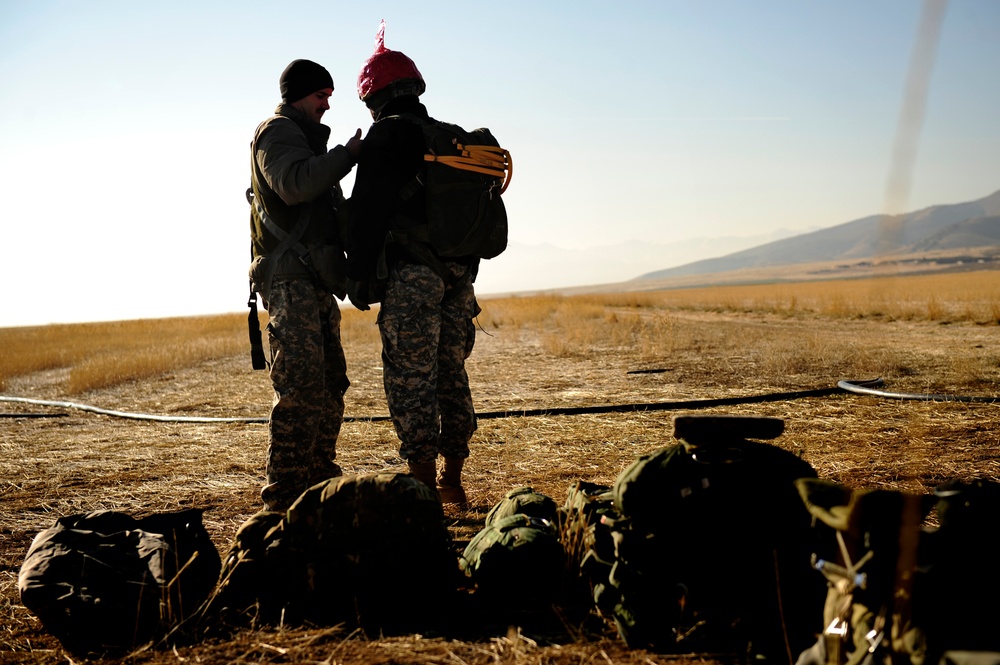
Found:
[377,261,480,464]
[262,277,349,511]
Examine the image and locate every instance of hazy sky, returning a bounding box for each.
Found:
[2,0,998,327]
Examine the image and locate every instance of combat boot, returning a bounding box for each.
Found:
[438,456,468,506]
[407,460,438,493]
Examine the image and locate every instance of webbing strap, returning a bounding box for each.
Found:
[252,195,313,295]
[246,186,311,370]
[426,144,513,193]
[247,286,267,370]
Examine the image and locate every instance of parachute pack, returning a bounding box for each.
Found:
[389,113,511,265]
[17,509,220,657]
[582,415,826,660]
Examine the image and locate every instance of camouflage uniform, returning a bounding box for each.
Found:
[262,277,349,510]
[250,80,357,511]
[347,96,481,468]
[377,261,480,463]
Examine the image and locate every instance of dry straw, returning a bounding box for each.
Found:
[3,271,1000,663]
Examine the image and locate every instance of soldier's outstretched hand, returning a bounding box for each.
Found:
[346,128,363,160]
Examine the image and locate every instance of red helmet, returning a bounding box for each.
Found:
[357,20,425,109]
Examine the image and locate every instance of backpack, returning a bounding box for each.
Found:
[796,478,1000,665]
[459,512,565,616]
[596,414,824,659]
[210,509,286,625]
[18,509,220,657]
[794,478,936,665]
[210,473,457,634]
[922,479,1000,657]
[559,480,618,615]
[389,113,510,262]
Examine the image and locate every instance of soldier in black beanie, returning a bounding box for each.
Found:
[280,59,335,104]
[247,59,364,511]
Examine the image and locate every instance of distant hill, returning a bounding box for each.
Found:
[634,189,1000,283]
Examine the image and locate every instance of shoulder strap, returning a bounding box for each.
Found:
[248,185,313,297]
[245,185,312,371]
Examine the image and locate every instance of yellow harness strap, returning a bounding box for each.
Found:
[425,143,513,194]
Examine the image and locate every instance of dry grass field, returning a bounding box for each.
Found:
[2,270,999,664]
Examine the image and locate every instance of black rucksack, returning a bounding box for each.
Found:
[595,415,824,659]
[922,479,1000,658]
[390,113,510,261]
[18,509,220,657]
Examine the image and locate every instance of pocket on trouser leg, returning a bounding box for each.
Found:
[463,318,476,359]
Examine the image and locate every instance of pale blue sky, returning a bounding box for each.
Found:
[1,0,998,326]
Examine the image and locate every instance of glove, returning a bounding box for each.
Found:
[346,279,371,311]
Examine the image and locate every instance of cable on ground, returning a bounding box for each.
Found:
[7,377,994,424]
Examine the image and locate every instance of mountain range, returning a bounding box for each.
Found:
[633,188,1000,285]
[474,188,1000,297]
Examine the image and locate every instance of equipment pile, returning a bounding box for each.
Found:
[17,415,1000,663]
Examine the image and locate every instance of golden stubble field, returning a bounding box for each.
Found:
[2,270,1000,664]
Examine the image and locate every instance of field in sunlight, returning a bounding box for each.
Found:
[2,270,999,664]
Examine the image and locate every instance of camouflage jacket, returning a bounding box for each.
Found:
[249,104,354,272]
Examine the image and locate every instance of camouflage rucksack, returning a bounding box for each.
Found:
[559,480,618,613]
[211,510,286,625]
[596,415,824,659]
[460,512,565,616]
[212,473,457,634]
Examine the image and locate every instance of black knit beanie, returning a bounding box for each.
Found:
[279,59,334,103]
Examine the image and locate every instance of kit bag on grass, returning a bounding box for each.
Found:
[600,414,825,660]
[211,472,457,634]
[793,479,936,665]
[18,508,220,657]
[559,480,618,613]
[390,113,510,261]
[209,509,286,625]
[460,512,565,616]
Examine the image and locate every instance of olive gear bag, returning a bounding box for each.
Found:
[386,113,510,267]
[460,512,565,616]
[559,480,618,614]
[209,473,457,635]
[796,478,1000,665]
[793,479,936,665]
[597,415,824,660]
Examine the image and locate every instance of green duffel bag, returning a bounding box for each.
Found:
[460,513,565,614]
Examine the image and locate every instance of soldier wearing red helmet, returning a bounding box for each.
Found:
[347,23,480,506]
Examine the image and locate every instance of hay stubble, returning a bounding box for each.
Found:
[2,277,999,663]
